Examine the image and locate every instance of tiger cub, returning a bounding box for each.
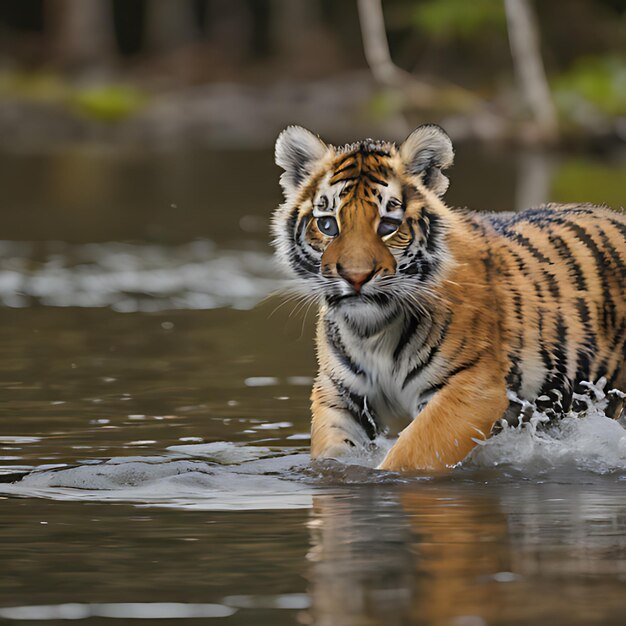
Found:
[272,124,626,471]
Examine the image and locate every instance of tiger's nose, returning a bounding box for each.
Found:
[336,264,375,293]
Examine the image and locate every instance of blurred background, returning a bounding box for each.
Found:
[0,0,623,305]
[0,3,625,624]
[0,0,625,148]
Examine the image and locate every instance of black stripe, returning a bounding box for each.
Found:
[536,307,552,376]
[596,227,626,275]
[502,231,552,264]
[594,319,626,386]
[506,248,545,301]
[332,159,357,177]
[364,172,388,187]
[341,315,390,340]
[285,212,319,276]
[328,374,378,440]
[324,317,367,377]
[445,351,484,380]
[393,314,421,362]
[609,217,626,241]
[559,219,616,330]
[505,287,525,392]
[505,247,531,277]
[424,211,442,254]
[503,230,561,300]
[573,297,597,390]
[607,335,626,388]
[290,245,319,276]
[402,257,436,282]
[547,233,588,291]
[402,315,451,389]
[332,174,360,184]
[512,289,524,324]
[572,298,598,411]
[493,205,595,232]
[421,349,486,397]
[404,216,417,250]
[537,312,572,415]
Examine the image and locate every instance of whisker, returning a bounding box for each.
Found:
[267,292,305,319]
[299,295,321,340]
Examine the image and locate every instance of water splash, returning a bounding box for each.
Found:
[1,382,625,508]
[468,379,626,474]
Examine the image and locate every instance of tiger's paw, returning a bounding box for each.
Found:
[376,440,444,472]
[376,442,417,472]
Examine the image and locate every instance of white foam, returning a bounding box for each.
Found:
[468,380,626,474]
[469,413,626,473]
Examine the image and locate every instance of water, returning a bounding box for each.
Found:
[1,145,626,625]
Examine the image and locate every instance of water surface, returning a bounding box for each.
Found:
[1,145,625,625]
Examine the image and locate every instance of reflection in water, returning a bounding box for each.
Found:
[504,486,626,578]
[306,491,416,626]
[306,483,626,625]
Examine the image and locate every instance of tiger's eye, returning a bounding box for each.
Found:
[378,217,401,237]
[317,216,339,237]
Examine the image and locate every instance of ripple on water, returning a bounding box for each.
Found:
[0,602,237,621]
[0,444,316,511]
[0,240,283,311]
[1,383,625,509]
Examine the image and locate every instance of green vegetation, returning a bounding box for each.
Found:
[554,56,626,118]
[552,159,626,209]
[71,85,147,122]
[0,71,147,121]
[412,0,505,40]
[0,71,68,102]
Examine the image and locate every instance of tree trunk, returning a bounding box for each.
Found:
[47,0,115,71]
[504,0,558,142]
[356,0,435,106]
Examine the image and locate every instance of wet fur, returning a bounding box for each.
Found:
[273,125,626,471]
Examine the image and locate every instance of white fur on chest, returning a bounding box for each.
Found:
[330,312,434,435]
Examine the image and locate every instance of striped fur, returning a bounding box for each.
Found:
[272,125,626,471]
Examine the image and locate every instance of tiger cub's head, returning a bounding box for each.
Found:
[272,124,454,317]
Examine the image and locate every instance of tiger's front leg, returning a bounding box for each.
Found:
[378,362,508,471]
[310,375,374,460]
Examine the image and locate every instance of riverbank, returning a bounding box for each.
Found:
[1,71,624,153]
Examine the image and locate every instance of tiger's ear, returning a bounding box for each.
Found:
[399,124,454,196]
[275,126,328,196]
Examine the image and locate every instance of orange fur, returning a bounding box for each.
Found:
[273,126,626,472]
